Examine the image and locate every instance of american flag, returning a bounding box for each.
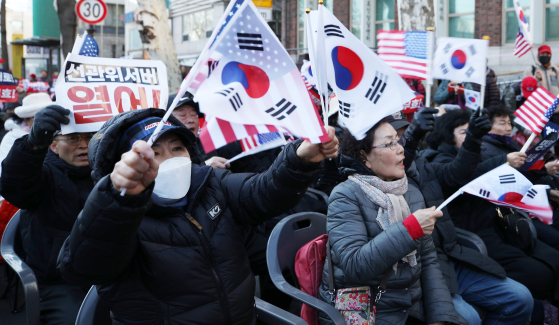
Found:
[376,30,429,80]
[200,116,288,153]
[240,132,282,152]
[514,86,556,135]
[514,30,531,58]
[513,1,532,58]
[78,34,99,57]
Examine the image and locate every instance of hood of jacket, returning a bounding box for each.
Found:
[337,154,374,179]
[88,108,202,183]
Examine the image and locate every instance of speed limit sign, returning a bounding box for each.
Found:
[76,0,107,25]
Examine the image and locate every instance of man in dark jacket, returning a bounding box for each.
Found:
[400,108,533,325]
[57,108,338,325]
[0,105,95,325]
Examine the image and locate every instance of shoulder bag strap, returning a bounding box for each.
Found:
[373,269,393,307]
[326,239,335,302]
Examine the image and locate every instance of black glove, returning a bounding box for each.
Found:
[404,107,438,142]
[28,105,71,149]
[466,108,491,139]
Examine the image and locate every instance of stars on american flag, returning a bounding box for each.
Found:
[78,34,99,57]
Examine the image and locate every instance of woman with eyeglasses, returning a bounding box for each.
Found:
[317,117,464,325]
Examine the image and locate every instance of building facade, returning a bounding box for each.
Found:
[77,0,126,58]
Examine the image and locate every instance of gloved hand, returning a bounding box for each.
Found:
[28,105,71,149]
[404,107,438,142]
[466,108,492,139]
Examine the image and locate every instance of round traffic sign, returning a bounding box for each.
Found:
[76,0,108,25]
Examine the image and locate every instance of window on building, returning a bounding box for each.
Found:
[298,0,305,49]
[546,0,559,41]
[130,29,143,50]
[448,0,475,38]
[350,0,362,38]
[323,0,334,11]
[182,9,214,42]
[268,10,282,39]
[504,0,530,43]
[105,4,124,26]
[375,0,395,45]
[12,21,23,30]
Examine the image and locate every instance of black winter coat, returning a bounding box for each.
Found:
[0,137,93,283]
[57,108,321,325]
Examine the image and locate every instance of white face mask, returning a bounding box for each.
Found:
[152,157,192,204]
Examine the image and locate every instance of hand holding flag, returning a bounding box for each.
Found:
[296,126,339,163]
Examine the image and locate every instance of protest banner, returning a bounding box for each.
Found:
[519,132,558,171]
[0,69,18,102]
[57,53,168,134]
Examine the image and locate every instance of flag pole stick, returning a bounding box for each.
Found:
[479,84,485,111]
[520,133,537,153]
[318,1,329,126]
[305,9,328,127]
[425,27,435,108]
[436,190,463,211]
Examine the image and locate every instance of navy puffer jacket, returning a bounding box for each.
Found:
[57,108,321,325]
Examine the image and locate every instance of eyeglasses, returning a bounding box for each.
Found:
[371,136,406,150]
[56,133,95,144]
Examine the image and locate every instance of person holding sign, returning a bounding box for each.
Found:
[57,108,338,325]
[0,104,96,325]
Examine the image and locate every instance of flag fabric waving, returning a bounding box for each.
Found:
[71,31,99,57]
[513,0,532,58]
[191,0,328,148]
[199,116,288,153]
[432,37,488,85]
[514,86,556,135]
[308,8,415,139]
[451,164,553,224]
[464,89,481,110]
[376,30,432,80]
[226,132,287,163]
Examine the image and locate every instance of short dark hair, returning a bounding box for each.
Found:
[426,109,470,149]
[339,117,390,163]
[486,105,512,124]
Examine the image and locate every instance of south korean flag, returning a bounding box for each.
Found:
[432,37,489,86]
[464,89,481,110]
[308,8,415,140]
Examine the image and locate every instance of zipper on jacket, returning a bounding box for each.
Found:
[186,215,233,325]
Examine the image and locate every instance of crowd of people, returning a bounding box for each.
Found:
[2,44,559,325]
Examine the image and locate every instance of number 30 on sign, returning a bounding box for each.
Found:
[76,0,107,25]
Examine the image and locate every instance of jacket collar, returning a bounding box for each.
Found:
[482,134,521,151]
[438,141,459,157]
[44,149,91,178]
[337,154,374,179]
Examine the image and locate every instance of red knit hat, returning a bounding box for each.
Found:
[539,45,552,54]
[522,76,538,98]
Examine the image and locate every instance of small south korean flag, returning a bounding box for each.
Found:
[432,37,489,86]
[464,89,481,110]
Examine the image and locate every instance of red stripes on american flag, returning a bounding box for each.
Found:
[514,31,532,58]
[514,86,555,135]
[376,30,429,80]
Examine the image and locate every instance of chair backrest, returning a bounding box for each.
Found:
[455,228,488,256]
[268,212,327,288]
[0,211,41,325]
[75,286,112,325]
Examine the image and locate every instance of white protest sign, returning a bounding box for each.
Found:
[57,53,168,134]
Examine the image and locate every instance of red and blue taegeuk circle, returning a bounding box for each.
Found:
[451,50,467,70]
[469,96,476,103]
[498,192,524,203]
[331,46,364,91]
[519,11,527,24]
[222,61,270,99]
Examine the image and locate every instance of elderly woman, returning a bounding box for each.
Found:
[318,118,464,325]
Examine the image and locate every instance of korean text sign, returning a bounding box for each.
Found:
[0,69,18,102]
[57,54,168,134]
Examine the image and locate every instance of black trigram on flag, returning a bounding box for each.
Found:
[266,99,297,120]
[527,189,538,199]
[499,174,516,184]
[207,60,219,78]
[365,72,388,103]
[465,66,475,78]
[479,189,490,198]
[469,44,477,56]
[216,88,243,112]
[440,63,449,75]
[338,101,354,118]
[237,33,263,51]
[325,24,344,38]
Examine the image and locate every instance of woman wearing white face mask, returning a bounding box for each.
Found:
[58,109,339,325]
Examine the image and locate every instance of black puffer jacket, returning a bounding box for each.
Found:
[0,138,93,283]
[57,108,321,325]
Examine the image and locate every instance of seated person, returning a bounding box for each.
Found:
[57,108,338,325]
[421,107,559,318]
[0,105,95,325]
[318,118,463,325]
[168,93,230,169]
